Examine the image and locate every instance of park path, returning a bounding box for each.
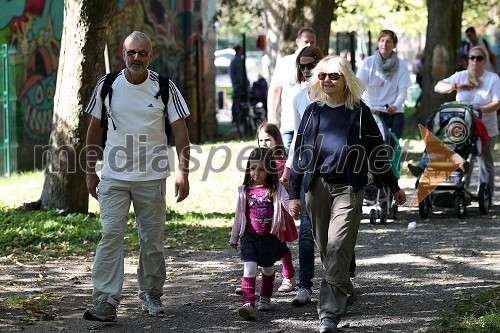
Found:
[1,160,499,332]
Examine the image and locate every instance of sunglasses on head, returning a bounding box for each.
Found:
[468,55,484,61]
[318,72,343,80]
[299,62,318,71]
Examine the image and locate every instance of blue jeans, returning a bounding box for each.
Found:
[298,187,315,291]
[281,129,294,151]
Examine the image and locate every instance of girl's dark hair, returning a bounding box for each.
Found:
[243,148,279,197]
[296,46,325,83]
[256,122,288,159]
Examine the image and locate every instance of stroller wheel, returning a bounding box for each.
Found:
[454,195,467,219]
[418,196,431,218]
[478,183,491,215]
[369,209,377,224]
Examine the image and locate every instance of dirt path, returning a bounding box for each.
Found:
[2,152,500,333]
[1,190,499,333]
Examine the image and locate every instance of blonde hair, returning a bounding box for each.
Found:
[309,56,366,109]
[467,46,486,88]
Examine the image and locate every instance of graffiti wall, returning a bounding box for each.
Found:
[0,0,216,171]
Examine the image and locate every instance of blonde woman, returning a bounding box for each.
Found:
[288,56,406,333]
[435,46,499,195]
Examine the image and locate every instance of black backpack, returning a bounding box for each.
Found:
[99,72,172,149]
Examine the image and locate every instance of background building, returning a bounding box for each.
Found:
[1,0,216,172]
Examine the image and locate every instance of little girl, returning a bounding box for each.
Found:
[257,122,298,292]
[229,147,294,320]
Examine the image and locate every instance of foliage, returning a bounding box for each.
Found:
[213,0,263,35]
[426,287,500,333]
[213,0,497,42]
[462,0,499,29]
[333,0,427,36]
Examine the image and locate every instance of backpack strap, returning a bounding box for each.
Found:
[99,72,118,149]
[156,74,172,144]
[482,38,491,54]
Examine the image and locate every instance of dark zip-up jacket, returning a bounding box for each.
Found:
[289,101,400,200]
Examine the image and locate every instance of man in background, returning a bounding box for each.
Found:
[229,45,249,123]
[463,26,497,73]
[267,27,316,149]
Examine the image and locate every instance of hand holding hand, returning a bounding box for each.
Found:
[290,199,303,217]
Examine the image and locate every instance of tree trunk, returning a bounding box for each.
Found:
[418,0,463,125]
[262,0,336,78]
[40,0,118,213]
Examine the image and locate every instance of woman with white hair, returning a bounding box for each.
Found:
[288,56,406,333]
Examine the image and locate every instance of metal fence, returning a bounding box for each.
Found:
[0,44,17,177]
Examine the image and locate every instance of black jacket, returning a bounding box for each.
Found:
[289,101,400,200]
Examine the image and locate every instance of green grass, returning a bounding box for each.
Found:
[426,287,500,333]
[0,140,255,257]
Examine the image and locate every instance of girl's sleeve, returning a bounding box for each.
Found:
[279,184,291,214]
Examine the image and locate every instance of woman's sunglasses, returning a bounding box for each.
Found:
[468,55,484,62]
[299,62,318,71]
[318,72,343,80]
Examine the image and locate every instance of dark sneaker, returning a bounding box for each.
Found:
[83,296,117,322]
[235,287,242,295]
[319,317,338,333]
[408,164,423,178]
[257,297,271,311]
[238,303,256,320]
[292,288,311,306]
[461,161,470,174]
[347,292,358,306]
[142,290,165,316]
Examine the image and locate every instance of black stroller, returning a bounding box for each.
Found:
[413,102,492,219]
[366,113,402,225]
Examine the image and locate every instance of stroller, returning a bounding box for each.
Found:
[414,102,492,219]
[366,113,402,225]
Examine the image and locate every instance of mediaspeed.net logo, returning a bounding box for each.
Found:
[409,122,468,207]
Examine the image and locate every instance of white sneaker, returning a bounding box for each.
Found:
[238,303,256,320]
[278,277,296,292]
[257,297,271,311]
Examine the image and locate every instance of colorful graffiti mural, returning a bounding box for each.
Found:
[0,0,215,171]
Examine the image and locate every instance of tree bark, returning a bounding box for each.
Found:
[262,0,336,78]
[40,0,118,213]
[418,0,464,125]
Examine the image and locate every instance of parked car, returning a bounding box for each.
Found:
[214,48,265,89]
